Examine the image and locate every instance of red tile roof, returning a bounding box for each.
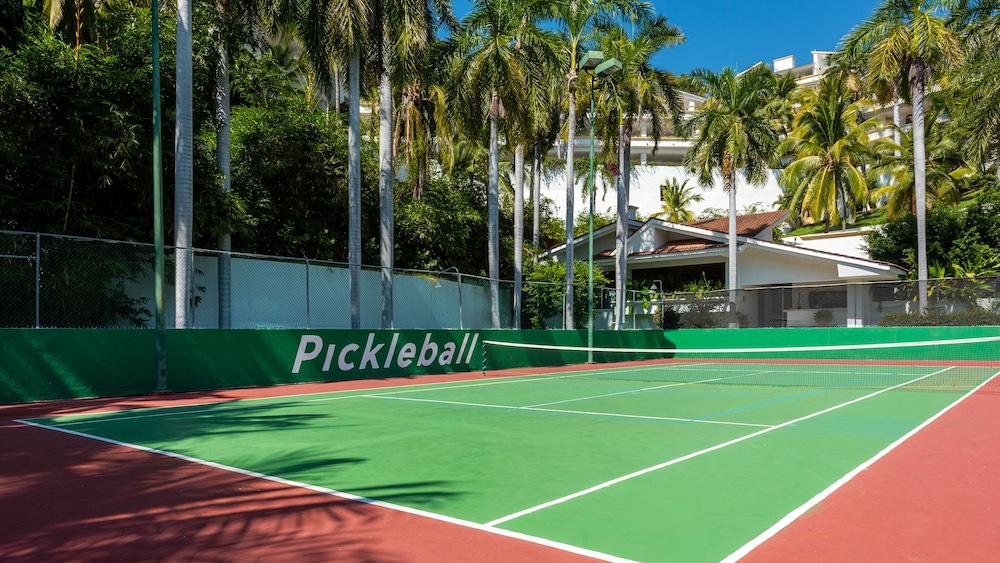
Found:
[594,210,790,259]
[684,210,789,237]
[634,239,726,256]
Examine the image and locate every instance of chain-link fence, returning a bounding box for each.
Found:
[6,230,998,330]
[0,231,570,330]
[600,277,1000,330]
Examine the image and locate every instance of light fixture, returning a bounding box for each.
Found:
[579,50,604,71]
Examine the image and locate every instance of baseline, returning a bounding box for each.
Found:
[14,418,632,563]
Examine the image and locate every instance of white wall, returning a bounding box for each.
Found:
[782,231,872,259]
[126,255,508,329]
[541,165,783,222]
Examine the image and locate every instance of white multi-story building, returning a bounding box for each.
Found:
[541,50,912,258]
[541,53,912,327]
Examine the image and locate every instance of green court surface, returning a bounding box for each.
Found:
[26,361,999,562]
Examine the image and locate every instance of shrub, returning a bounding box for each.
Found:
[877,309,1000,327]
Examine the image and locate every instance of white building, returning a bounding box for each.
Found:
[542,210,906,328]
[540,51,911,260]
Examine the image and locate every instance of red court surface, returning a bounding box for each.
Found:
[743,385,1000,562]
[2,369,999,561]
[0,372,591,563]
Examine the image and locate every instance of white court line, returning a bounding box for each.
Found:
[43,362,714,427]
[524,371,771,408]
[483,366,957,528]
[720,367,1000,563]
[14,419,633,563]
[306,363,716,402]
[366,395,773,428]
[483,335,1000,354]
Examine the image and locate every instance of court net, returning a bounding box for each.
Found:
[481,335,1000,391]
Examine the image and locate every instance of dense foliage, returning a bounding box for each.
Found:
[866,189,1000,278]
[0,2,566,280]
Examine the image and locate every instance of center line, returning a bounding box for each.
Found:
[524,371,772,408]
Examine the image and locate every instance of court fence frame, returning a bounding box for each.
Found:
[3,230,1000,331]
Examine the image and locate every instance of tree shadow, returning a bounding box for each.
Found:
[0,415,468,562]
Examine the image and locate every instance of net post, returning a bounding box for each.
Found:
[481,339,487,377]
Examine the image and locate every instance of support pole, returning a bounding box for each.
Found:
[586,74,597,363]
[151,0,167,391]
[34,233,40,328]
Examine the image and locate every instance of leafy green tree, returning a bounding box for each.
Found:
[683,66,780,322]
[654,178,702,222]
[840,0,965,311]
[372,0,455,328]
[869,113,972,218]
[779,75,878,229]
[573,209,616,236]
[522,259,609,328]
[595,16,683,329]
[948,3,1000,179]
[0,0,25,47]
[452,0,554,327]
[866,188,1000,279]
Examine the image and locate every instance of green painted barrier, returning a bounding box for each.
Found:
[2,326,998,404]
[482,326,1000,370]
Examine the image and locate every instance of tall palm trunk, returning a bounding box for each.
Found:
[215,33,232,329]
[532,140,542,252]
[725,163,738,328]
[892,100,902,146]
[174,0,194,328]
[563,85,577,328]
[488,93,501,328]
[911,63,928,313]
[513,144,525,328]
[614,118,628,330]
[378,32,394,329]
[348,50,362,328]
[333,65,342,111]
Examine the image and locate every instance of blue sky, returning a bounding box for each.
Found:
[452,0,881,74]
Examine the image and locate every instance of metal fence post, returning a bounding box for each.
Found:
[34,232,41,328]
[457,273,463,330]
[305,258,311,329]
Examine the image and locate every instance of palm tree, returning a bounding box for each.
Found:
[654,178,702,222]
[175,0,194,328]
[949,3,1000,179]
[373,1,454,329]
[510,3,559,328]
[546,0,648,328]
[683,66,780,327]
[393,43,452,199]
[453,0,552,327]
[595,16,684,329]
[211,1,272,329]
[522,69,563,253]
[779,75,878,229]
[41,0,108,56]
[292,0,371,328]
[869,114,972,218]
[840,0,964,312]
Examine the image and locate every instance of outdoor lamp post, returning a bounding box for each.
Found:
[579,51,621,363]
